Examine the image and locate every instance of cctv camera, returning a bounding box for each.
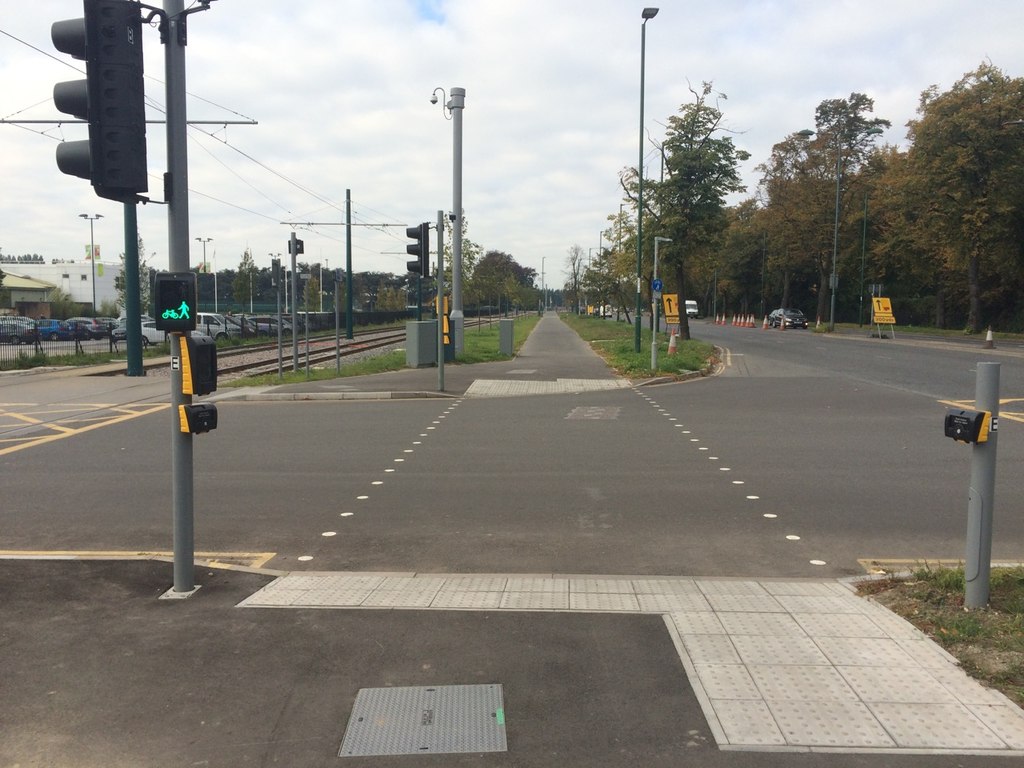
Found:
[430,94,438,105]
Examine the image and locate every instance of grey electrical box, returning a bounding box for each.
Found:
[499,318,514,356]
[405,320,438,367]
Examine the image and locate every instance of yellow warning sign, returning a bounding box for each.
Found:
[661,294,680,324]
[872,297,895,324]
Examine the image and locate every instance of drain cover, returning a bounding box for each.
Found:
[339,684,506,757]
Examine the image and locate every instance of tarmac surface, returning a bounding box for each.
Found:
[3,313,1024,766]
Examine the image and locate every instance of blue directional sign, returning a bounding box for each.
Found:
[652,278,663,292]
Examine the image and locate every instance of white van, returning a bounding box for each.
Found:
[193,312,235,341]
[685,300,699,318]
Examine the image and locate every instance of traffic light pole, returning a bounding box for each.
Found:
[165,0,194,594]
[437,210,445,393]
[123,201,143,377]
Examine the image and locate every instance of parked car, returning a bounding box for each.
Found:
[768,308,809,329]
[139,321,169,347]
[66,317,106,339]
[37,319,90,341]
[192,312,239,341]
[0,317,38,345]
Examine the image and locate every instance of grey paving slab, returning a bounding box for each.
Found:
[238,571,1024,755]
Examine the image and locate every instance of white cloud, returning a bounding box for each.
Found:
[2,0,1023,283]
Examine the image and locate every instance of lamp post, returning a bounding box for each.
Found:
[634,6,659,354]
[431,86,466,352]
[651,236,671,371]
[79,213,102,312]
[827,125,883,332]
[195,237,213,312]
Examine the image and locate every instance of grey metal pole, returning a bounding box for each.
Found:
[290,232,299,372]
[829,138,842,332]
[345,189,354,339]
[448,87,465,354]
[651,238,660,371]
[437,209,445,392]
[335,269,341,373]
[965,362,1000,608]
[123,202,143,376]
[165,0,194,593]
[635,18,647,353]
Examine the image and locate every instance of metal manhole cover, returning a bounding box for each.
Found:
[566,406,621,420]
[339,684,506,757]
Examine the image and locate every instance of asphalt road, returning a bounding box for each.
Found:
[3,320,1021,577]
[3,317,1024,767]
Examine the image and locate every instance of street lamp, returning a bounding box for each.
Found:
[651,235,671,371]
[826,125,883,332]
[195,237,214,312]
[635,6,659,352]
[431,85,466,353]
[79,213,102,312]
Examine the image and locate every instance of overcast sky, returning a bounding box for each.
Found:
[3,1,1023,287]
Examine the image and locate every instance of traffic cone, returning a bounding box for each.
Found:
[762,315,768,329]
[747,314,755,328]
[667,330,678,355]
[983,327,995,349]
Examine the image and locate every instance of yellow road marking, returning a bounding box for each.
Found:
[0,550,277,569]
[0,403,169,456]
[939,397,1024,424]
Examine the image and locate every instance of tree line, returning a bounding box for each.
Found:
[569,62,1024,335]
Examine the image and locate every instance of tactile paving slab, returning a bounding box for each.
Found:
[338,684,506,757]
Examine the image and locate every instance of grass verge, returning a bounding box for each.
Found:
[561,314,716,378]
[857,566,1024,707]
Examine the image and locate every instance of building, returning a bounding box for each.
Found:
[0,260,118,312]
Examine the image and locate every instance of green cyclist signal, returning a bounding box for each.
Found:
[162,301,192,321]
[154,272,198,332]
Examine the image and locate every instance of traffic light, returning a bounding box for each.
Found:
[271,258,281,286]
[153,272,197,332]
[181,334,217,397]
[51,0,148,202]
[288,237,304,255]
[406,222,429,274]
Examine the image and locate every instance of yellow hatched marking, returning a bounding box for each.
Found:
[0,403,169,456]
[940,397,1024,424]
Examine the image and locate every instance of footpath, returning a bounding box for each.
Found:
[2,314,1023,767]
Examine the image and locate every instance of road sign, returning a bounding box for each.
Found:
[652,278,663,292]
[872,297,896,324]
[661,293,680,324]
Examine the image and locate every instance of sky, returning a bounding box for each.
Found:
[3,1,1024,289]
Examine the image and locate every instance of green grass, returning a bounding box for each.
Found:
[226,314,541,387]
[859,566,1024,706]
[561,314,716,377]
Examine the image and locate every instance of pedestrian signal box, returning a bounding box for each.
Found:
[181,334,217,397]
[944,408,991,444]
[154,272,197,332]
[178,404,217,434]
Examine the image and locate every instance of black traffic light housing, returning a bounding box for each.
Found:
[406,222,429,274]
[182,334,217,397]
[51,0,148,202]
[153,272,198,332]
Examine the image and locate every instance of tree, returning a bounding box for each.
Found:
[564,244,585,313]
[233,248,257,311]
[902,63,1024,332]
[646,83,750,339]
[115,236,153,314]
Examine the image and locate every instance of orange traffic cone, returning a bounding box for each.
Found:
[667,330,678,355]
[762,315,768,329]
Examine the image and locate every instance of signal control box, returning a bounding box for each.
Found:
[944,409,992,444]
[178,404,217,434]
